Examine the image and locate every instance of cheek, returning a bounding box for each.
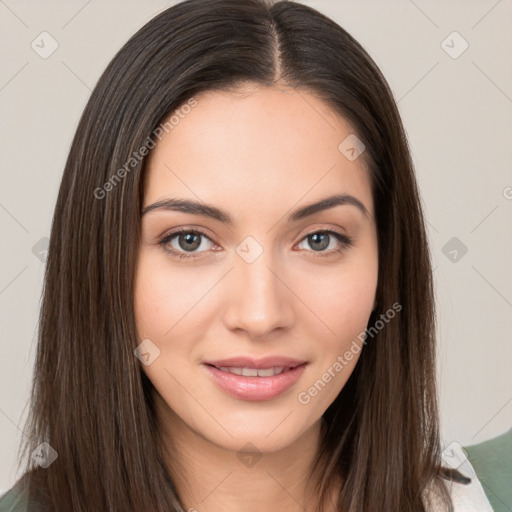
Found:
[297,258,377,339]
[295,275,375,411]
[134,253,203,339]
[134,265,168,339]
[293,253,377,397]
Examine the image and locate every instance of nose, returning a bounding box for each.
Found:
[222,245,295,339]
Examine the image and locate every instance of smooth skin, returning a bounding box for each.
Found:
[134,83,379,512]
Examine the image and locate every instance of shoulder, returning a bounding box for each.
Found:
[424,458,494,512]
[0,478,41,512]
[0,484,29,512]
[465,428,512,512]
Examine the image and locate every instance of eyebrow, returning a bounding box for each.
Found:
[141,193,369,223]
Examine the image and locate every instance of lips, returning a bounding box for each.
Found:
[202,356,308,401]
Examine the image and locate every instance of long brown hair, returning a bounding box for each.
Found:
[14,0,462,510]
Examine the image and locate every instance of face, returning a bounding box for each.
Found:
[134,84,378,454]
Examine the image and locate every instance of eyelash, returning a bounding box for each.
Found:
[158,227,354,261]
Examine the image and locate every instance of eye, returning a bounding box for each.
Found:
[158,228,354,261]
[295,229,353,257]
[159,228,216,260]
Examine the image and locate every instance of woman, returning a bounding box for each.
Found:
[0,0,493,510]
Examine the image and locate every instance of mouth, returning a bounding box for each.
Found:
[208,365,295,377]
[202,356,308,401]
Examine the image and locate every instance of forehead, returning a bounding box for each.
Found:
[143,85,374,220]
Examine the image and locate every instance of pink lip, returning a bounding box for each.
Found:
[202,356,308,401]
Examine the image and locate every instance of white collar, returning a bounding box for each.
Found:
[424,457,494,511]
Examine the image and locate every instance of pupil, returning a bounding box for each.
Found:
[180,233,200,251]
[310,232,329,251]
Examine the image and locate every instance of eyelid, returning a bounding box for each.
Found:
[295,224,348,241]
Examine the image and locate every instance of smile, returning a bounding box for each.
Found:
[215,366,290,377]
[203,360,308,401]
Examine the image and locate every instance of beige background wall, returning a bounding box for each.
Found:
[1,0,511,493]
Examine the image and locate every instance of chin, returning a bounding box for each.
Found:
[194,408,321,455]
